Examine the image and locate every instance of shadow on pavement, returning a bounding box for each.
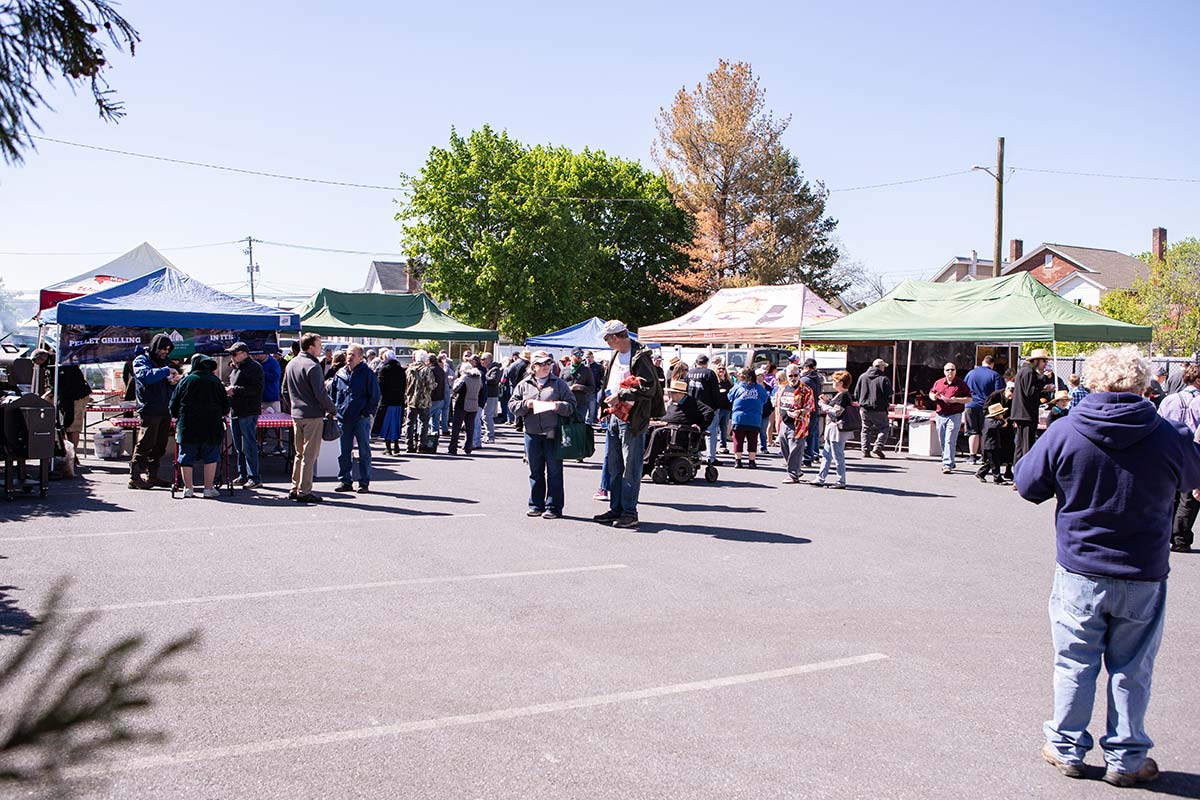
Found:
[0,585,39,636]
[638,521,810,544]
[1144,771,1200,797]
[640,501,766,514]
[842,485,954,498]
[0,477,131,523]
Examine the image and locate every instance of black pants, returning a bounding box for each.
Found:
[131,415,172,477]
[1173,491,1199,549]
[449,410,476,454]
[976,452,1002,481]
[1013,421,1038,465]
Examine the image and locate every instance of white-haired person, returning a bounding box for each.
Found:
[404,349,437,450]
[1016,346,1200,787]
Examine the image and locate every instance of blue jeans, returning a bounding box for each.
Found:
[230,415,260,483]
[430,398,448,434]
[432,398,451,431]
[817,437,846,485]
[1045,566,1166,774]
[759,417,770,451]
[337,415,372,486]
[935,412,963,468]
[583,393,598,426]
[707,414,722,460]
[483,397,498,441]
[804,416,821,463]
[606,418,644,517]
[524,433,564,513]
[472,406,483,448]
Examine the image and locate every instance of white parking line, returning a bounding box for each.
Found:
[64,564,629,613]
[0,513,487,543]
[66,652,888,778]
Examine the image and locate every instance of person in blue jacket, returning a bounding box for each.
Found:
[1015,346,1200,788]
[727,366,769,469]
[329,343,381,493]
[256,350,284,453]
[129,333,181,489]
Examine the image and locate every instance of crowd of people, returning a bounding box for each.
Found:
[91,322,1200,786]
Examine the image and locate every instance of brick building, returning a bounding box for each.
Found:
[932,228,1166,307]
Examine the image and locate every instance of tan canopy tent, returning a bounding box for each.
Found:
[638,284,843,344]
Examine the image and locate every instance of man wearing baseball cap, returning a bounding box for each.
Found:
[225,342,265,488]
[595,320,664,530]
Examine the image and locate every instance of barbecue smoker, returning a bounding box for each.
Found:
[1,345,54,499]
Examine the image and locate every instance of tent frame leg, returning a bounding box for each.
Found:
[895,340,913,453]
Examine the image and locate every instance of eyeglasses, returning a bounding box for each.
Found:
[944,369,956,373]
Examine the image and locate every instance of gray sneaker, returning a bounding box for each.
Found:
[1041,743,1085,779]
[1103,758,1159,787]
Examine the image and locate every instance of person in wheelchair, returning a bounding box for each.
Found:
[644,380,716,482]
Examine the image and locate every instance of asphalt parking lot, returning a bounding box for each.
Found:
[1,429,1198,799]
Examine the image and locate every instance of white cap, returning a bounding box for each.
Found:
[601,319,627,336]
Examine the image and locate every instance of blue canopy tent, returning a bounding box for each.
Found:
[525,317,639,350]
[42,268,299,366]
[43,268,298,329]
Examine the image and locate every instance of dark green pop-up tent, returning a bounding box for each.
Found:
[798,272,1152,343]
[296,289,498,341]
[797,273,1152,452]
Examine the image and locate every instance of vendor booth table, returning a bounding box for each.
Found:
[798,273,1153,456]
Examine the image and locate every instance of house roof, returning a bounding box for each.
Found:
[930,255,998,282]
[1003,243,1150,290]
[364,260,411,292]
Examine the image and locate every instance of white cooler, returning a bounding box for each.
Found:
[907,414,941,457]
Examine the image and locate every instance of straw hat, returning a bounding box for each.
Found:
[668,356,681,367]
[986,402,1007,419]
[668,379,688,393]
[1052,389,1071,404]
[1027,348,1051,360]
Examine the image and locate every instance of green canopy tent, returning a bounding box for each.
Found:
[295,289,498,342]
[797,273,1153,451]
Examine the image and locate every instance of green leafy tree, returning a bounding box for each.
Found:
[398,126,693,341]
[1088,239,1200,356]
[1131,238,1200,356]
[1,0,139,164]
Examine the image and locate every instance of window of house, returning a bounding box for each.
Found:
[1044,253,1053,267]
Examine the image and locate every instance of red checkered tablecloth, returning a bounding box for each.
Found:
[257,413,293,429]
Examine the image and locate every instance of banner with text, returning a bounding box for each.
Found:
[60,326,279,364]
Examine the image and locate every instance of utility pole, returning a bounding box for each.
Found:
[244,235,260,302]
[993,136,1004,277]
[971,137,1006,277]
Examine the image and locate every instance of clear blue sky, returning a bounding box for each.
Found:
[2,0,1197,303]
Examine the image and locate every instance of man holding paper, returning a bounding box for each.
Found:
[509,350,577,519]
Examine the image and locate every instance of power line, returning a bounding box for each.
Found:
[29,135,407,191]
[828,170,975,193]
[255,240,406,256]
[1012,166,1200,184]
[0,239,242,257]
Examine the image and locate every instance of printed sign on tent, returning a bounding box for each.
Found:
[60,325,280,364]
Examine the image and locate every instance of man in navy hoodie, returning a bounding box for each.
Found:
[1015,346,1200,788]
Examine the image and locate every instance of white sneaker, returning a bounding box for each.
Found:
[244,480,262,489]
[182,487,195,498]
[203,488,220,499]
